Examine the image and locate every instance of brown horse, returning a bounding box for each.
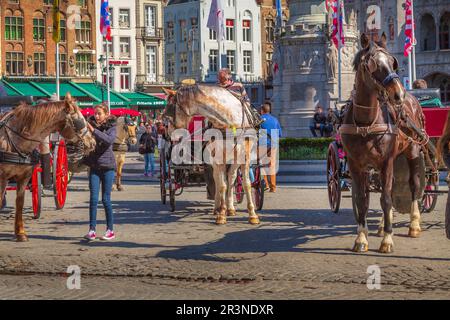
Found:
[0,92,96,241]
[340,33,426,253]
[113,117,137,191]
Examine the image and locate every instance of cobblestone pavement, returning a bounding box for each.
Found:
[0,177,449,299]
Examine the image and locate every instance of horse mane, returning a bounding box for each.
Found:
[13,101,67,133]
[176,84,202,106]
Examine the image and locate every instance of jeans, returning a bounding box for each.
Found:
[144,153,155,174]
[89,168,115,231]
[309,123,326,137]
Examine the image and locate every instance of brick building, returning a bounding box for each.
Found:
[1,0,97,81]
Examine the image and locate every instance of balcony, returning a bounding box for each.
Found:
[138,27,164,41]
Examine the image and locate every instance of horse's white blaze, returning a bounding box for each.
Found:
[410,200,421,230]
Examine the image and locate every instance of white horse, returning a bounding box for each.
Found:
[162,85,259,225]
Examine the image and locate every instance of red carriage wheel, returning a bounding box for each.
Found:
[31,166,42,219]
[327,142,341,213]
[53,139,69,210]
[251,166,265,211]
[235,168,244,204]
[420,182,438,213]
[160,150,167,205]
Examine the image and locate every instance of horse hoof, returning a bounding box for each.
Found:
[16,234,28,242]
[408,228,421,238]
[379,243,394,254]
[227,209,236,216]
[352,243,368,253]
[117,186,124,192]
[376,228,384,237]
[215,216,227,225]
[248,216,260,225]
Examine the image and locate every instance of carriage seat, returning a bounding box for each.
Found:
[408,88,443,107]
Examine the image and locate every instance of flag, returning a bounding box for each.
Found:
[52,0,61,43]
[404,0,415,57]
[276,0,282,26]
[330,0,345,48]
[100,0,112,41]
[207,0,225,41]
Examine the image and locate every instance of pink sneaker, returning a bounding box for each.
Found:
[101,230,115,240]
[84,230,96,241]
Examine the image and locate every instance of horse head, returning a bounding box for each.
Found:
[355,32,405,107]
[59,92,96,156]
[162,87,192,132]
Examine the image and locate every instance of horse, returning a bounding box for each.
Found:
[162,84,260,225]
[0,92,96,241]
[112,117,137,191]
[340,33,426,253]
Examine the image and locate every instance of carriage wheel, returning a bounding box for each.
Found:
[252,166,265,211]
[235,168,244,204]
[420,182,439,213]
[159,151,167,205]
[168,163,176,212]
[53,139,69,210]
[31,166,42,219]
[327,143,342,213]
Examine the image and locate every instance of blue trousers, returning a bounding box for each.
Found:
[89,168,115,231]
[144,153,155,174]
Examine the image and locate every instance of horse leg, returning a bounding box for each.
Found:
[117,154,125,191]
[214,164,227,225]
[0,179,6,210]
[226,164,239,216]
[243,162,259,225]
[406,151,422,238]
[349,163,369,252]
[379,157,395,253]
[14,179,28,242]
[377,213,384,237]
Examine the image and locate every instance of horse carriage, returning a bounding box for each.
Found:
[327,88,450,214]
[0,97,70,219]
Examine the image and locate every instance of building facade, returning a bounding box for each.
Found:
[256,0,289,101]
[164,0,264,105]
[135,0,171,93]
[1,0,97,83]
[273,0,450,137]
[95,0,137,92]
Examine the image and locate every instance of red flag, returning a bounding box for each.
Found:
[330,0,345,48]
[404,0,415,57]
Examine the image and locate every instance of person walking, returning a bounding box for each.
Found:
[83,104,117,241]
[260,102,282,193]
[139,124,157,177]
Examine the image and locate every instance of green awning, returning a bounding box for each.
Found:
[121,92,166,108]
[0,80,21,96]
[2,81,49,97]
[76,83,130,107]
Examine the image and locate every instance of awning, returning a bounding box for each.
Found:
[76,83,129,107]
[121,92,166,109]
[1,80,49,97]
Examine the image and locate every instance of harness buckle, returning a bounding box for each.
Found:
[357,126,370,137]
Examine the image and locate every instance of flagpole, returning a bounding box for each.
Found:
[54,0,60,100]
[411,0,416,83]
[106,38,111,113]
[338,0,342,102]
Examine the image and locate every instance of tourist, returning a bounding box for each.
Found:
[309,105,327,137]
[139,124,157,177]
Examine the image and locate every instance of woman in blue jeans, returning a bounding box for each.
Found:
[139,124,156,177]
[83,104,117,241]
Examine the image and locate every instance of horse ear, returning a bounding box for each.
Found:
[380,32,388,49]
[162,87,176,96]
[360,33,370,49]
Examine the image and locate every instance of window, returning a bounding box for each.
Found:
[103,39,113,57]
[243,51,252,73]
[119,9,130,28]
[78,0,87,8]
[421,14,436,51]
[34,53,46,75]
[60,19,66,42]
[167,54,175,75]
[33,18,45,42]
[440,78,450,103]
[226,19,234,41]
[76,20,91,43]
[145,6,157,36]
[191,51,199,72]
[5,16,24,41]
[146,46,157,82]
[102,68,114,87]
[227,50,235,73]
[265,18,274,43]
[59,52,67,76]
[266,52,273,75]
[167,22,174,41]
[120,67,131,90]
[119,37,130,58]
[180,20,187,42]
[209,29,217,40]
[227,0,235,7]
[209,50,218,73]
[6,52,24,75]
[243,20,251,42]
[76,53,92,77]
[180,52,188,74]
[439,13,450,50]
